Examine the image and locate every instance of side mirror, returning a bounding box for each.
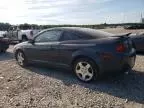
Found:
[28,39,34,44]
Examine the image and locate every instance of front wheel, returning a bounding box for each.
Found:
[15,50,28,67]
[0,49,6,53]
[73,58,98,82]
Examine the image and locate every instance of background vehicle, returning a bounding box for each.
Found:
[124,24,144,29]
[13,27,136,82]
[0,36,9,53]
[0,31,7,37]
[130,32,144,52]
[5,26,40,42]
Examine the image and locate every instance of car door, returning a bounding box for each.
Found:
[26,30,63,64]
[59,31,82,65]
[7,27,18,41]
[7,27,13,40]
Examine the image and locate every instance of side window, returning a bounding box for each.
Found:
[35,30,62,42]
[61,31,81,41]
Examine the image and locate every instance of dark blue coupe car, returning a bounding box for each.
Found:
[13,27,136,82]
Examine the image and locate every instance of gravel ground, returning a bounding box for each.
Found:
[0,29,144,108]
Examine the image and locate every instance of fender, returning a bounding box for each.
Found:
[71,48,101,66]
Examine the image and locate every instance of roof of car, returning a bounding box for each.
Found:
[49,27,97,31]
[46,27,88,31]
[45,27,113,36]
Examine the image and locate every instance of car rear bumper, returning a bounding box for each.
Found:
[97,48,136,75]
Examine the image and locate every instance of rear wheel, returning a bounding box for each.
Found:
[22,36,28,42]
[15,50,28,67]
[1,49,6,53]
[73,58,98,82]
[0,48,7,53]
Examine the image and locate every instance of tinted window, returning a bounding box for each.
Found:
[82,28,113,38]
[61,31,81,41]
[35,30,62,42]
[74,28,114,39]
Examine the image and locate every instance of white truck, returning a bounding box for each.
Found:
[6,26,40,42]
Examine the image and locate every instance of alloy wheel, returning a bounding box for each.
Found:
[75,61,94,82]
[17,52,25,66]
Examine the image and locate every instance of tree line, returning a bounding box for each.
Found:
[0,22,144,31]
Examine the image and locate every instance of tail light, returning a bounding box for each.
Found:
[30,31,33,37]
[116,43,126,52]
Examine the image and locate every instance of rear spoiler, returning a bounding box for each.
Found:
[112,33,132,38]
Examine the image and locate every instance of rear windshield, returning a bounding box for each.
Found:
[76,28,114,39]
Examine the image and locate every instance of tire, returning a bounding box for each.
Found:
[0,48,6,53]
[22,36,28,42]
[15,50,28,67]
[19,40,22,43]
[0,49,2,53]
[1,49,6,53]
[73,58,98,82]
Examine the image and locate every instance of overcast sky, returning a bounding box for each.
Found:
[0,0,144,24]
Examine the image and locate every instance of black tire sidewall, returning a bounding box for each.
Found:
[22,36,28,42]
[16,51,27,67]
[1,49,6,53]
